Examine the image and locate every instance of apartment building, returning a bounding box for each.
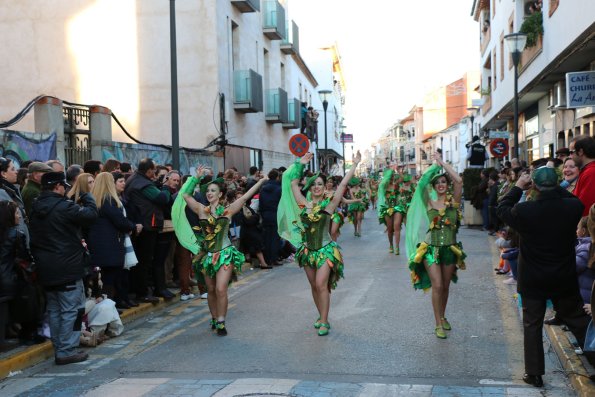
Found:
[472,0,595,162]
[0,0,329,173]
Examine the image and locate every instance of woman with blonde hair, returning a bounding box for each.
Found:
[67,172,95,203]
[88,172,136,308]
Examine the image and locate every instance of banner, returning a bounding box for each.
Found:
[0,129,57,167]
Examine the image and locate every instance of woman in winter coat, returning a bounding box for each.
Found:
[0,157,29,243]
[88,172,135,309]
[575,216,594,304]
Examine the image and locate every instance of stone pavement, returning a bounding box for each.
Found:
[0,376,569,397]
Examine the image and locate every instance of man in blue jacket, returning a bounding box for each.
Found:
[29,172,98,365]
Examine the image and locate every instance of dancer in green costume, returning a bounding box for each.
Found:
[181,166,267,336]
[406,152,466,339]
[369,177,379,210]
[347,178,368,237]
[324,177,361,241]
[278,151,362,336]
[377,168,403,254]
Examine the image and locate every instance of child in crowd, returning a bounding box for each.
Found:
[494,227,519,285]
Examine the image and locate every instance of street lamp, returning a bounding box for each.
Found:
[467,107,479,137]
[318,89,332,172]
[340,124,346,175]
[169,0,180,170]
[504,32,528,160]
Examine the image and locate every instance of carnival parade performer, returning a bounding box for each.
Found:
[278,151,361,336]
[347,178,368,237]
[396,174,415,224]
[377,168,402,253]
[325,177,361,241]
[369,176,379,210]
[179,166,267,336]
[406,152,465,339]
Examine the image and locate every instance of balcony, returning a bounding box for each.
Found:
[280,20,299,55]
[265,88,288,123]
[282,98,301,129]
[262,1,286,40]
[233,69,264,113]
[482,94,492,116]
[231,0,259,13]
[519,35,543,74]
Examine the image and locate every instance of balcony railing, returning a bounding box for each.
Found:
[233,69,263,113]
[262,1,286,40]
[265,88,288,123]
[281,20,299,54]
[282,98,301,129]
[231,0,259,13]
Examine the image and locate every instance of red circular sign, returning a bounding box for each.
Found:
[489,139,509,158]
[288,134,310,157]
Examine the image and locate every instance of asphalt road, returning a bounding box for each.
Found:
[0,209,578,396]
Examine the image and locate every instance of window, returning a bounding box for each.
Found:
[508,13,514,70]
[493,52,497,90]
[500,33,504,80]
[584,123,591,137]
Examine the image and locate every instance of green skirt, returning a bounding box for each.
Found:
[408,242,466,291]
[296,241,344,290]
[200,245,244,279]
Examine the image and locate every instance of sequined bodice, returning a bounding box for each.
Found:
[299,206,333,250]
[398,186,414,206]
[426,205,459,246]
[198,216,232,252]
[385,187,398,207]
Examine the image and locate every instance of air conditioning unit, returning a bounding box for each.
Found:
[554,81,567,108]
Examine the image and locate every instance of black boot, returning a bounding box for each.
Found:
[216,321,227,336]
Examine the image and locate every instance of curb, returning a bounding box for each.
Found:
[0,295,180,379]
[545,324,595,397]
[0,261,262,380]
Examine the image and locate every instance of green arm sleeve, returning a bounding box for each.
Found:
[405,164,442,260]
[277,162,304,247]
[172,176,202,255]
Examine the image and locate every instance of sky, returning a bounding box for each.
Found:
[289,0,480,150]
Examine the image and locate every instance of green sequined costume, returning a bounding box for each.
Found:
[347,189,368,222]
[295,198,344,290]
[395,185,415,215]
[197,212,244,279]
[277,162,345,291]
[406,164,466,291]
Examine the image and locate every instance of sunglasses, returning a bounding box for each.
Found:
[569,150,576,154]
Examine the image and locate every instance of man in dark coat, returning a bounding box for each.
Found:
[124,158,172,302]
[29,172,98,365]
[259,169,282,266]
[497,166,590,387]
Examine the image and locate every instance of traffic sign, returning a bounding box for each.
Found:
[489,138,509,158]
[341,133,353,143]
[289,133,310,157]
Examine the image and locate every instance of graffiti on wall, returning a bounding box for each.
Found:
[101,141,223,175]
[0,129,57,167]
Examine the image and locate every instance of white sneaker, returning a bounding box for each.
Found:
[180,293,195,301]
[200,292,208,299]
[503,277,517,285]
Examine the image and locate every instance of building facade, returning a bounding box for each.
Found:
[0,0,333,173]
[472,0,595,162]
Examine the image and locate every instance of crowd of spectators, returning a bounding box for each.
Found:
[0,156,295,364]
[472,135,595,386]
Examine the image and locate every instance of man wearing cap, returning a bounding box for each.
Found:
[466,135,489,169]
[497,166,589,388]
[570,136,595,216]
[21,161,53,215]
[555,147,570,162]
[29,172,98,365]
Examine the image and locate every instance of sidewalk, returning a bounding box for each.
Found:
[0,262,258,379]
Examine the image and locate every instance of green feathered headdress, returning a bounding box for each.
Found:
[303,172,321,192]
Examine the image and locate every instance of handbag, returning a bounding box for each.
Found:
[242,205,260,226]
[161,219,174,233]
[123,234,138,269]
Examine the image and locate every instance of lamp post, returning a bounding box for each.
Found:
[169,0,180,170]
[340,124,346,175]
[318,89,332,172]
[504,32,528,160]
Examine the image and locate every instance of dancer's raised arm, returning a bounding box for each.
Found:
[433,152,463,203]
[227,176,268,215]
[290,152,312,207]
[328,151,361,213]
[182,165,207,216]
